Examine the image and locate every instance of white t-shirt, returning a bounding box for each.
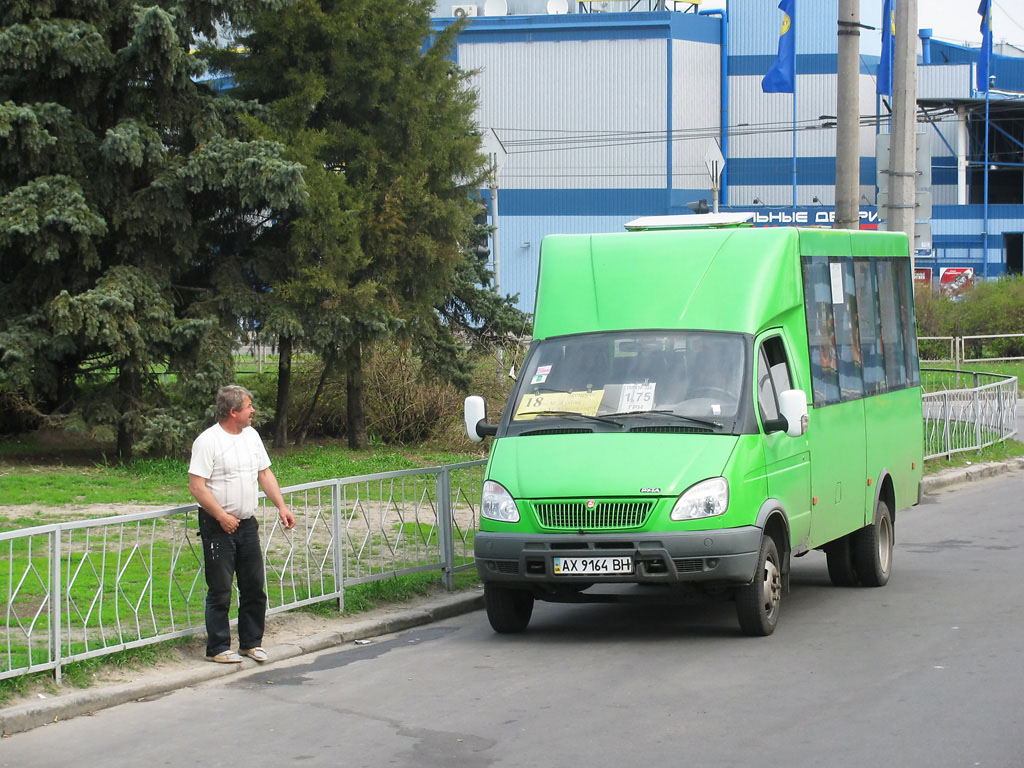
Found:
[188,424,272,519]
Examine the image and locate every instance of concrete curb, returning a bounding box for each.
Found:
[0,590,484,737]
[920,456,1024,494]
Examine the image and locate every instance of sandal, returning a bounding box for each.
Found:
[240,647,268,663]
[207,651,243,664]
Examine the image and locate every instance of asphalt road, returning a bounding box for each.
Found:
[4,471,1024,768]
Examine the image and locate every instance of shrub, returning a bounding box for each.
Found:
[916,276,1024,358]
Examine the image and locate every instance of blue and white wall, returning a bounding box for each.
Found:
[434,0,1024,312]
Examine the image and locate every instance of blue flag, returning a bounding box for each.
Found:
[762,0,795,94]
[977,0,992,91]
[878,0,894,97]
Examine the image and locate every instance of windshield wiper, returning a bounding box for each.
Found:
[523,410,624,427]
[602,409,722,429]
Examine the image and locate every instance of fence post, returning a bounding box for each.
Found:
[437,468,455,591]
[51,526,62,685]
[332,481,344,612]
[943,391,952,460]
[974,385,982,455]
[997,380,1005,440]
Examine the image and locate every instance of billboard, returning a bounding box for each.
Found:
[939,267,973,297]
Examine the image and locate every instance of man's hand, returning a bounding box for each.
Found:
[218,513,240,534]
[279,507,296,530]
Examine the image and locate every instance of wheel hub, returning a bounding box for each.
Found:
[762,557,781,618]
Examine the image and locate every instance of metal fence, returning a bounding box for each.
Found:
[922,370,1019,460]
[918,334,1024,370]
[0,460,485,683]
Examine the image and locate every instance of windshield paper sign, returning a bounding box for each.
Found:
[514,390,605,420]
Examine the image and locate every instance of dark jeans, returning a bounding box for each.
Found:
[198,510,267,657]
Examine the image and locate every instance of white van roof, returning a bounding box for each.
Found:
[624,213,755,231]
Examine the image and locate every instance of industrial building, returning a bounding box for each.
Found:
[430,0,1024,313]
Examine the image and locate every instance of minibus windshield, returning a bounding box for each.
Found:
[509,331,747,430]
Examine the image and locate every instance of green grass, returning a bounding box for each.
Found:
[336,570,480,616]
[0,442,481,508]
[921,361,1024,395]
[923,437,1024,474]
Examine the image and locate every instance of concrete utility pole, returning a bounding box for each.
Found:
[835,0,861,230]
[488,157,501,295]
[889,0,918,267]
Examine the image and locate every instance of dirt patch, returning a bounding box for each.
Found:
[0,503,164,525]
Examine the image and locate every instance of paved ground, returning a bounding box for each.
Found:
[1,454,1022,737]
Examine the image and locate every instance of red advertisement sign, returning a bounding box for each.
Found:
[939,267,973,297]
[913,267,932,285]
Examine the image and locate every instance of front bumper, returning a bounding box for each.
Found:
[474,527,762,586]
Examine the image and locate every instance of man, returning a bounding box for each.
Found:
[188,385,295,663]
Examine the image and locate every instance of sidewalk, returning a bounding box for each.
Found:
[0,589,484,737]
[3,453,1023,737]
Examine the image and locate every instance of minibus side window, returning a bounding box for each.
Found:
[757,348,780,421]
[801,255,840,406]
[877,259,909,391]
[757,336,793,423]
[895,260,922,386]
[834,257,866,402]
[854,260,886,396]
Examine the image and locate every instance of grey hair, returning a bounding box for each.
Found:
[216,385,253,422]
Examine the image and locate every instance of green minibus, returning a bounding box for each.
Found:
[465,217,924,636]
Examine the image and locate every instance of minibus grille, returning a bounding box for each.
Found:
[629,425,713,434]
[520,427,593,436]
[533,500,653,530]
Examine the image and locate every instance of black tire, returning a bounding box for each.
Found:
[824,535,859,587]
[851,498,893,587]
[484,584,534,633]
[735,536,782,637]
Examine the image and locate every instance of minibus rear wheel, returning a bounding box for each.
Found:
[852,499,893,587]
[484,584,535,633]
[824,536,859,587]
[735,536,782,637]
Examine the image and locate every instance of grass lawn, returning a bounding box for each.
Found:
[0,436,483,509]
[921,360,1024,395]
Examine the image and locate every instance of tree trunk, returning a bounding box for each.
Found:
[293,355,332,447]
[273,335,293,449]
[115,363,141,464]
[345,340,368,450]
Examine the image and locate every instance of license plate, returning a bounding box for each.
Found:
[553,556,633,575]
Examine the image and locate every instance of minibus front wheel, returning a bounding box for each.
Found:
[484,584,535,633]
[735,536,782,637]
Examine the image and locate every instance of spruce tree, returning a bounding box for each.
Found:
[212,0,524,449]
[0,0,306,459]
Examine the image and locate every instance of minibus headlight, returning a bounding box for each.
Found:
[670,477,729,521]
[482,480,520,523]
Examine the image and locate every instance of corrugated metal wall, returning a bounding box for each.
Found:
[671,39,721,192]
[919,64,972,100]
[464,39,668,190]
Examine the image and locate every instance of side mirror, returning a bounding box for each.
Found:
[778,389,808,437]
[464,396,498,442]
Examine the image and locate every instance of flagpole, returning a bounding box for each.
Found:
[983,78,990,279]
[981,1,992,279]
[792,89,797,208]
[790,0,798,210]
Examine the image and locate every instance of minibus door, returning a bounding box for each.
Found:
[756,336,811,550]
